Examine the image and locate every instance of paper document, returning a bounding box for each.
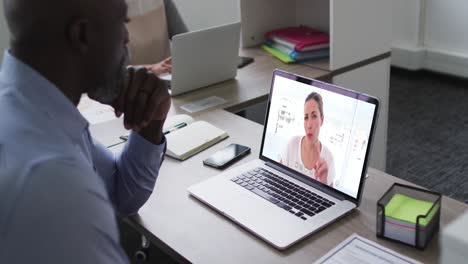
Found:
[77,95,117,124]
[314,234,421,264]
[180,96,226,113]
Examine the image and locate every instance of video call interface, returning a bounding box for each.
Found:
[262,75,376,199]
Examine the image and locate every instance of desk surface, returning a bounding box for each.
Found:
[110,110,467,264]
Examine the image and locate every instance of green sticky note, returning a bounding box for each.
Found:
[385,193,438,226]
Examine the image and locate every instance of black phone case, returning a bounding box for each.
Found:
[203,148,251,169]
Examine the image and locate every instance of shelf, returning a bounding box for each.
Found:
[240,0,391,71]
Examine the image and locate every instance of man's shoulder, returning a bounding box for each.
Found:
[0,134,86,177]
[0,157,107,215]
[30,157,107,198]
[0,91,79,169]
[0,86,55,146]
[0,159,124,264]
[0,157,112,237]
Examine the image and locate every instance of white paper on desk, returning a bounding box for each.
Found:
[180,96,226,113]
[314,234,421,264]
[77,95,117,124]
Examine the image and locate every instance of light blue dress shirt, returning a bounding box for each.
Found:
[0,51,166,263]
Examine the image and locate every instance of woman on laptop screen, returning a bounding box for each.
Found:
[280,92,336,186]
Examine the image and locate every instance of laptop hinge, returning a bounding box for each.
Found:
[265,162,348,201]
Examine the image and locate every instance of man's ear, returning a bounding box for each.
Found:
[67,19,90,53]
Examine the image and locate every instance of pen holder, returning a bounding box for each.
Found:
[376,183,441,250]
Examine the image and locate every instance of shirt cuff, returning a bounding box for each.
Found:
[124,131,166,165]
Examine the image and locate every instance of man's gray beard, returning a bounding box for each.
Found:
[89,48,130,104]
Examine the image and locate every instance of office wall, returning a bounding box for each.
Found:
[0,1,9,62]
[423,0,468,77]
[392,0,468,78]
[170,0,240,31]
[392,0,421,48]
[130,0,240,39]
[391,0,425,70]
[127,0,164,17]
[424,0,468,55]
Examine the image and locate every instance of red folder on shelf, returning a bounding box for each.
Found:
[265,25,329,51]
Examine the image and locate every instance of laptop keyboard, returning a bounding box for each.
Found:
[231,168,335,221]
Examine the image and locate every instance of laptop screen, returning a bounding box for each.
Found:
[260,70,379,201]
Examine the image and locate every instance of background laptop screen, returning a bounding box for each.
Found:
[261,73,378,199]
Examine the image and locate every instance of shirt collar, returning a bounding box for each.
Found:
[0,50,89,141]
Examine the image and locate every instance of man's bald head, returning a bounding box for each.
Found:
[3,0,103,48]
[3,0,130,106]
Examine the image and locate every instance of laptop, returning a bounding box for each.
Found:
[161,21,241,96]
[188,69,380,249]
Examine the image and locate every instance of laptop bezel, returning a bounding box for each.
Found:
[258,69,380,206]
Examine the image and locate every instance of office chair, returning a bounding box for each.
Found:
[126,0,171,65]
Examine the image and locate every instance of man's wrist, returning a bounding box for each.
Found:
[137,120,165,145]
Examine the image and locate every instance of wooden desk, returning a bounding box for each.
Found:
[111,110,467,264]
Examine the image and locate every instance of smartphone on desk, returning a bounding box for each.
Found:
[203,143,251,169]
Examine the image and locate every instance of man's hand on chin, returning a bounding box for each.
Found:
[112,66,171,145]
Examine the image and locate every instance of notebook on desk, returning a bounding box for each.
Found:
[161,21,241,96]
[163,114,229,160]
[188,69,380,249]
[118,114,229,160]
